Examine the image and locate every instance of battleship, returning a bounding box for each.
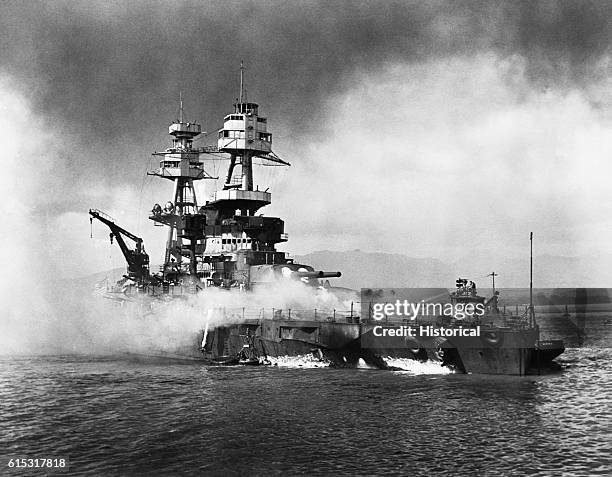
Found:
[89,67,564,374]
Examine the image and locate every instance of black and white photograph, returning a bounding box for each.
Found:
[1,1,611,475]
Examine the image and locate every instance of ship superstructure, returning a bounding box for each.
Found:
[194,63,299,289]
[90,64,339,294]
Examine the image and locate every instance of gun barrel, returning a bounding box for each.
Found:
[295,271,342,279]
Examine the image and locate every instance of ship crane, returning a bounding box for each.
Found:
[89,209,150,282]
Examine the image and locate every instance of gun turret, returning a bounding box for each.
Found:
[249,264,341,288]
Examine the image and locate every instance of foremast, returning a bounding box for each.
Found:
[148,95,214,282]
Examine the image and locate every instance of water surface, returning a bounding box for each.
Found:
[1,349,610,476]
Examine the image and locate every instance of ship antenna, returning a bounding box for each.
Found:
[179,90,184,123]
[239,60,244,104]
[487,272,498,293]
[530,232,534,326]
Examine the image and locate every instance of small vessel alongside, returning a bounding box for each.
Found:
[359,279,564,375]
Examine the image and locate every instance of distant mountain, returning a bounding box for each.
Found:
[450,253,612,288]
[295,250,612,289]
[78,251,612,291]
[294,250,455,289]
[59,267,126,294]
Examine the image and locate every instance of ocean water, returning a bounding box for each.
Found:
[1,348,610,476]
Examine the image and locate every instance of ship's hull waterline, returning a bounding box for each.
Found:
[126,311,563,375]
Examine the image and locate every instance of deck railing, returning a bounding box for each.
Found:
[100,284,534,328]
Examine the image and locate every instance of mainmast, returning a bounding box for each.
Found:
[148,96,214,280]
[215,62,288,216]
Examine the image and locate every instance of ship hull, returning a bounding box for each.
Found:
[104,294,563,374]
[358,324,535,374]
[442,327,538,375]
[202,319,363,367]
[201,319,563,374]
[441,329,565,375]
[446,346,535,375]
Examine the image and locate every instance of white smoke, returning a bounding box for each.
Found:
[92,281,358,356]
[0,78,359,356]
[276,54,612,264]
[0,78,63,354]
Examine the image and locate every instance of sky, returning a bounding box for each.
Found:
[1,0,612,282]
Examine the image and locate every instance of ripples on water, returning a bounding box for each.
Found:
[1,348,610,476]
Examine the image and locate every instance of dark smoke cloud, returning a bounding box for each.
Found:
[0,0,610,188]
